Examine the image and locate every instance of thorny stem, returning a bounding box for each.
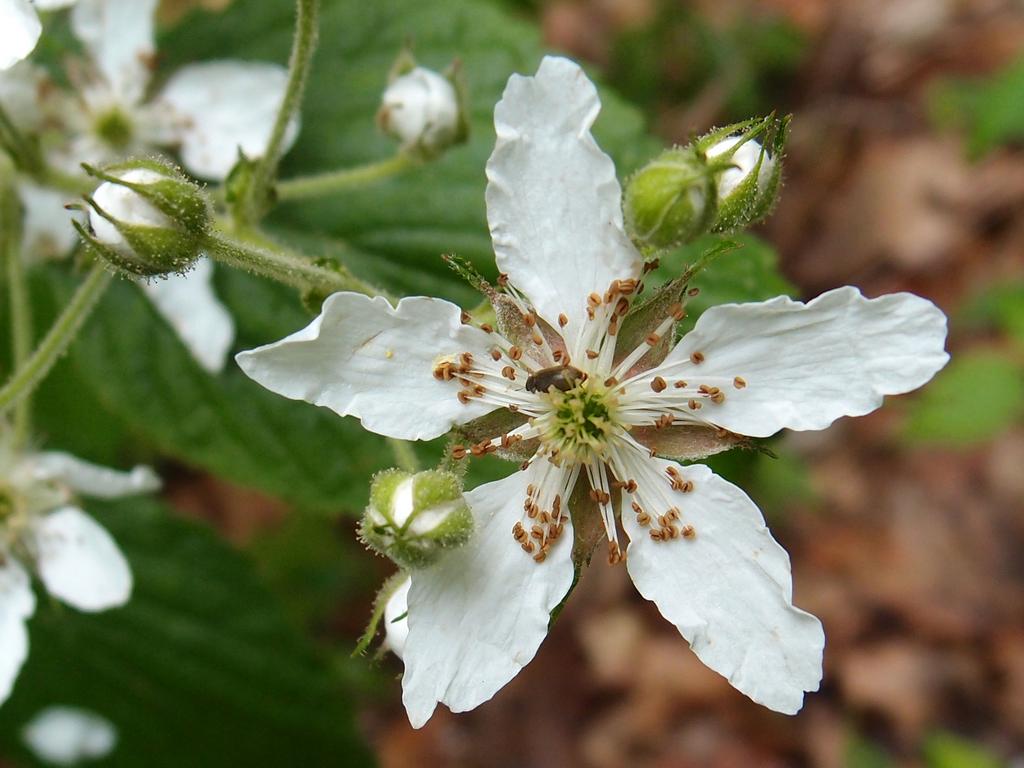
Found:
[276,153,417,201]
[1,173,31,445]
[0,262,112,418]
[387,438,420,474]
[242,0,320,224]
[203,230,379,297]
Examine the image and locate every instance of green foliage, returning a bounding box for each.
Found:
[904,350,1024,447]
[0,499,373,767]
[845,734,896,768]
[930,55,1024,158]
[960,280,1024,348]
[923,732,1004,768]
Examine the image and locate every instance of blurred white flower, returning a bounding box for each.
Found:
[378,66,462,156]
[0,0,79,71]
[0,431,160,707]
[238,57,951,728]
[22,706,117,766]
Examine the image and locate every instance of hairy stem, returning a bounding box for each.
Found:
[1,175,31,443]
[276,153,417,201]
[0,263,112,417]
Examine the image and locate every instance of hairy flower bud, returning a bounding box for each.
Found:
[77,159,210,277]
[360,468,473,569]
[623,147,714,251]
[377,51,468,158]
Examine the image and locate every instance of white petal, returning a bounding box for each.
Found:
[401,466,574,728]
[19,182,80,261]
[33,507,132,611]
[70,0,155,105]
[151,60,296,180]
[485,56,642,335]
[382,575,411,660]
[622,461,823,714]
[236,293,500,441]
[0,62,48,131]
[31,452,161,498]
[140,259,235,374]
[0,556,35,706]
[0,0,41,71]
[22,706,117,766]
[659,286,949,437]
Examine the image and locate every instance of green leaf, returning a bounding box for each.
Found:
[0,498,373,767]
[959,280,1024,348]
[846,733,897,768]
[930,55,1024,158]
[923,732,1004,768]
[903,350,1024,447]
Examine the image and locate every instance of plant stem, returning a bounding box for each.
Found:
[203,230,378,297]
[387,438,420,474]
[0,263,112,418]
[1,176,31,444]
[243,0,320,223]
[276,153,417,201]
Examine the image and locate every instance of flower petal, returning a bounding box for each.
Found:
[656,286,949,437]
[33,507,132,611]
[70,0,155,105]
[19,182,80,261]
[401,466,575,728]
[485,56,642,335]
[22,706,118,766]
[0,0,41,71]
[0,556,35,706]
[236,293,501,441]
[150,60,295,180]
[31,452,160,498]
[622,461,823,714]
[140,259,235,374]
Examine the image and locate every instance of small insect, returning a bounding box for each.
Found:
[525,364,584,394]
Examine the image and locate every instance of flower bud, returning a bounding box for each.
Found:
[381,575,411,660]
[77,159,210,277]
[377,53,468,158]
[360,468,473,569]
[697,115,786,233]
[623,147,715,251]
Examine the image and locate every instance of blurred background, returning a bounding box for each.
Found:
[3,0,1023,766]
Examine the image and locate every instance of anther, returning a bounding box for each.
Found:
[460,352,474,368]
[608,316,620,336]
[451,445,467,460]
[688,399,702,410]
[626,479,637,493]
[618,279,638,294]
[497,273,509,287]
[457,391,473,404]
[509,346,523,361]
[687,287,700,297]
[674,380,687,388]
[643,259,660,274]
[668,302,685,321]
[531,525,544,540]
[733,376,747,389]
[690,351,705,364]
[587,292,601,308]
[615,297,630,316]
[490,348,502,361]
[646,332,661,346]
[604,376,618,387]
[586,349,599,360]
[655,414,674,429]
[711,392,726,404]
[501,366,516,380]
[607,541,624,565]
[508,404,520,412]
[558,313,569,328]
[523,313,536,328]
[480,323,494,333]
[682,524,696,539]
[533,549,548,563]
[650,376,667,393]
[531,332,544,346]
[552,350,564,363]
[460,311,471,324]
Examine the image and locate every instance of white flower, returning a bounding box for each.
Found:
[0,0,299,373]
[0,0,78,71]
[236,57,950,726]
[22,706,117,766]
[378,66,461,155]
[382,576,411,661]
[0,433,160,707]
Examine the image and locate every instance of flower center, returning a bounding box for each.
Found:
[93,107,134,149]
[536,377,621,463]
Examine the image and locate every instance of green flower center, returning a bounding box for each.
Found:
[539,378,620,462]
[94,108,134,149]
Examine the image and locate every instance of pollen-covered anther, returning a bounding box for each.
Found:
[607,540,625,565]
[587,292,601,309]
[674,380,688,389]
[650,376,667,393]
[558,313,569,327]
[668,302,685,321]
[508,346,523,361]
[460,311,471,324]
[688,399,702,410]
[480,323,494,333]
[497,272,509,287]
[690,351,705,364]
[615,297,630,316]
[654,414,675,429]
[687,287,699,297]
[710,391,726,404]
[451,445,468,460]
[681,524,696,539]
[643,259,659,274]
[607,316,620,336]
[733,376,747,389]
[531,332,544,346]
[433,361,454,381]
[586,349,599,360]
[522,313,536,328]
[501,366,516,380]
[618,278,639,294]
[489,348,502,362]
[646,332,661,346]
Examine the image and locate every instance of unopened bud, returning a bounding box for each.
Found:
[623,147,714,251]
[697,116,786,232]
[77,159,209,277]
[360,468,473,569]
[377,52,468,158]
[381,575,411,660]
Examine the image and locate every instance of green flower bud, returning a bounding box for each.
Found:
[696,115,787,232]
[77,158,210,277]
[623,146,715,251]
[377,49,469,159]
[360,468,473,569]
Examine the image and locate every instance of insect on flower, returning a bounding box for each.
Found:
[236,57,950,728]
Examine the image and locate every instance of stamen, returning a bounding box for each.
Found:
[733,376,747,389]
[650,377,667,393]
[690,351,705,364]
[558,313,569,328]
